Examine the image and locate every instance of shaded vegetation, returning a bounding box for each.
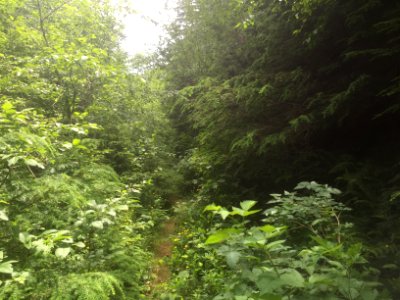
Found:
[0,0,399,299]
[159,0,400,298]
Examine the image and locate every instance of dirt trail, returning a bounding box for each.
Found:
[147,216,177,297]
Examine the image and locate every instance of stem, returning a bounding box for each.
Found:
[37,0,74,46]
[27,165,36,178]
[36,0,49,46]
[0,168,11,188]
[42,0,74,21]
[266,251,280,278]
[346,268,353,300]
[332,209,341,244]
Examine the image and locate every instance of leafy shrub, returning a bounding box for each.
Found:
[164,182,390,299]
[0,101,152,299]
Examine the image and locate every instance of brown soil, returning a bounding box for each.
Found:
[147,217,177,296]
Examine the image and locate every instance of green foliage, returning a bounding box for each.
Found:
[160,200,226,299]
[163,0,400,296]
[264,181,351,244]
[0,1,172,298]
[50,272,124,300]
[164,183,389,299]
[0,100,152,298]
[1,0,399,298]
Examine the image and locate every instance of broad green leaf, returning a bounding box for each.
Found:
[0,261,16,274]
[55,247,71,259]
[226,251,241,268]
[73,242,85,248]
[25,158,45,169]
[265,240,286,250]
[177,270,190,280]
[116,204,129,211]
[280,269,305,287]
[242,209,261,216]
[260,225,276,233]
[256,276,283,294]
[19,232,31,246]
[72,138,80,146]
[71,127,85,134]
[326,259,344,269]
[218,208,230,220]
[108,209,117,217]
[7,156,20,166]
[91,221,104,229]
[0,210,8,221]
[52,230,71,242]
[204,203,222,211]
[61,238,73,244]
[231,207,244,216]
[311,219,324,226]
[240,200,257,211]
[205,228,238,245]
[309,274,332,284]
[260,225,286,238]
[101,217,113,225]
[62,142,73,149]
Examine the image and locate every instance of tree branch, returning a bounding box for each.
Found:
[36,0,49,46]
[43,0,74,22]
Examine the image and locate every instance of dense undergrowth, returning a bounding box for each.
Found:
[0,100,160,299]
[0,1,173,298]
[158,0,400,298]
[0,0,399,299]
[160,183,392,299]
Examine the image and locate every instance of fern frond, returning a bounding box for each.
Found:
[51,272,125,300]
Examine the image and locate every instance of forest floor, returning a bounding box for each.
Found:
[146,214,177,298]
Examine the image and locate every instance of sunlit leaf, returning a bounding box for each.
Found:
[91,221,104,229]
[55,247,71,259]
[73,242,85,248]
[219,209,230,220]
[204,203,222,211]
[205,228,239,245]
[240,200,257,211]
[0,261,16,274]
[0,210,8,221]
[25,158,45,169]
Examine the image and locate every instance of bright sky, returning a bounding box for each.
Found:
[118,0,178,56]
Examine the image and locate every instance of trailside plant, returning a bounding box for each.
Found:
[203,182,389,299]
[0,101,153,299]
[164,182,389,299]
[158,199,226,300]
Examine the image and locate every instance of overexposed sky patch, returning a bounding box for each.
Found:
[117,0,178,56]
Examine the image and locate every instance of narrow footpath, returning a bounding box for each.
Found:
[147,215,177,298]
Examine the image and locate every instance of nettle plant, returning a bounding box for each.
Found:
[204,182,389,300]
